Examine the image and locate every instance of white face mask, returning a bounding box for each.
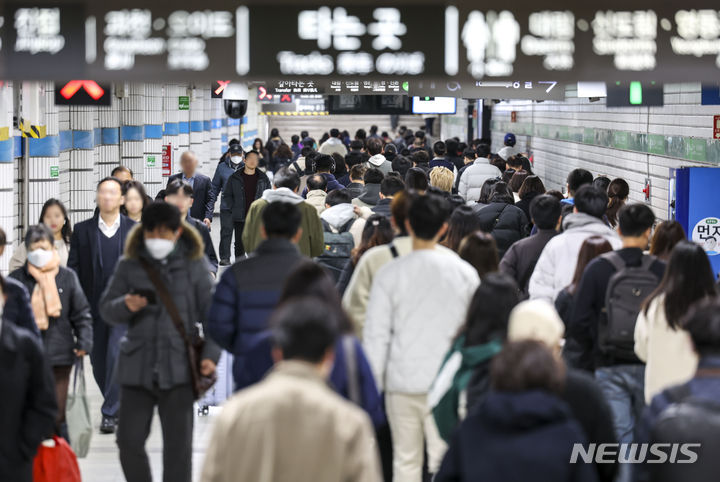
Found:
[230,156,242,166]
[144,238,176,260]
[27,248,53,268]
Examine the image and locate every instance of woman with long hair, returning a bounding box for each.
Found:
[337,215,394,295]
[515,175,546,223]
[606,178,629,228]
[442,206,483,252]
[121,180,149,223]
[554,236,613,326]
[10,198,72,271]
[252,138,270,170]
[269,143,293,174]
[458,231,499,278]
[635,241,718,403]
[649,220,686,261]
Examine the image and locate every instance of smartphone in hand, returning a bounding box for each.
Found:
[129,288,157,304]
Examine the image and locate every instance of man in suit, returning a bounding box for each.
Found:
[68,176,135,434]
[167,151,215,229]
[164,179,219,276]
[0,317,57,482]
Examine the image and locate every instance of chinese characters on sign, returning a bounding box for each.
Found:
[14,8,65,54]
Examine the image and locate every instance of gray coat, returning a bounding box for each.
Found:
[99,222,221,390]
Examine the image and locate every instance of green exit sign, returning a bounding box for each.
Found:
[629,82,643,105]
[178,96,189,110]
[50,166,59,178]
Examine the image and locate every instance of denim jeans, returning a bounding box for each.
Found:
[595,364,645,482]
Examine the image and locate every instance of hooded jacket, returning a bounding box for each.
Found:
[306,190,328,215]
[224,168,272,222]
[211,156,241,211]
[529,213,622,302]
[346,181,364,199]
[366,154,392,176]
[98,222,221,390]
[436,390,597,482]
[242,188,324,258]
[318,137,348,157]
[351,183,381,208]
[457,158,503,202]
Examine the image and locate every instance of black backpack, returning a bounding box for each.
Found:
[598,252,660,359]
[645,379,720,482]
[316,218,355,281]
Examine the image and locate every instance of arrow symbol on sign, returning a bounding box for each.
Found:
[538,81,558,93]
[60,80,105,100]
[215,81,231,96]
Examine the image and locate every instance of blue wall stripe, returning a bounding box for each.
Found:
[227,118,240,126]
[221,118,228,127]
[14,136,22,158]
[59,131,72,151]
[144,124,162,139]
[163,122,179,136]
[0,138,12,162]
[203,120,211,131]
[120,125,144,142]
[101,127,119,145]
[221,134,228,143]
[29,135,60,157]
[73,130,94,149]
[190,121,203,132]
[179,121,189,134]
[211,119,222,129]
[94,128,101,146]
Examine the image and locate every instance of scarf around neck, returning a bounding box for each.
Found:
[27,251,62,330]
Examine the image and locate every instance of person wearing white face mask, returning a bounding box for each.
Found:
[211,143,245,265]
[9,198,72,272]
[99,201,221,482]
[9,224,93,441]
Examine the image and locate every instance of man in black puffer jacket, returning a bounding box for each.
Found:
[471,182,529,259]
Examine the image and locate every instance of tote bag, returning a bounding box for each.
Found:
[66,358,92,458]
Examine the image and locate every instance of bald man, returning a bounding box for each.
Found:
[167,150,215,227]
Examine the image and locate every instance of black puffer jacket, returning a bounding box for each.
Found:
[472,202,529,258]
[9,264,93,367]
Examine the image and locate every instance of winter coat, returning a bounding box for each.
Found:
[269,155,292,174]
[366,154,392,176]
[211,156,241,211]
[2,276,38,337]
[528,213,622,302]
[98,222,221,390]
[351,184,381,208]
[555,287,574,327]
[457,158,503,202]
[0,322,57,482]
[242,188,325,258]
[10,265,93,367]
[436,390,598,482]
[634,294,698,404]
[200,361,381,482]
[306,190,328,214]
[207,238,305,389]
[430,157,456,173]
[371,198,392,219]
[301,173,344,197]
[364,249,480,393]
[224,169,272,222]
[497,145,520,161]
[346,182,364,199]
[515,191,541,223]
[10,238,69,273]
[472,201,530,259]
[318,137,348,157]
[500,229,558,296]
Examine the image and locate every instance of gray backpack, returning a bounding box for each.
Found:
[598,252,660,359]
[316,218,355,281]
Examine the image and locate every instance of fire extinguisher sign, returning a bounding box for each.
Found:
[162,144,172,177]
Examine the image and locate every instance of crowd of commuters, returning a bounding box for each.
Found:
[2,124,719,482]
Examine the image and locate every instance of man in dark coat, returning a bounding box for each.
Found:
[163,179,219,275]
[167,150,215,228]
[99,202,220,482]
[224,150,272,258]
[472,184,529,259]
[211,143,244,265]
[372,176,405,219]
[0,318,57,482]
[68,176,135,434]
[500,195,561,297]
[208,201,305,390]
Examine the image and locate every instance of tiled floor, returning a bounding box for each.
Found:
[79,215,233,481]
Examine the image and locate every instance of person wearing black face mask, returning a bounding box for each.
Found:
[211,144,245,265]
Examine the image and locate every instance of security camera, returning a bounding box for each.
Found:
[224,100,248,118]
[222,83,249,118]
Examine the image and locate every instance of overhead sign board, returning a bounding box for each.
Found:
[408,80,566,100]
[6,4,720,81]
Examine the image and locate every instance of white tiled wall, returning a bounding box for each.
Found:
[491,83,715,220]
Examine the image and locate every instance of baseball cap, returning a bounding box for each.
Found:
[229,144,244,155]
[504,133,516,146]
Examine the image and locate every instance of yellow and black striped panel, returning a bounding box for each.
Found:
[19,119,47,138]
[259,111,329,116]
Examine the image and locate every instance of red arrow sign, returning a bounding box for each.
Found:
[214,80,230,96]
[280,94,292,103]
[60,80,105,100]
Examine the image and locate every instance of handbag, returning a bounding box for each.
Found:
[65,358,92,458]
[33,436,81,482]
[139,258,217,400]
